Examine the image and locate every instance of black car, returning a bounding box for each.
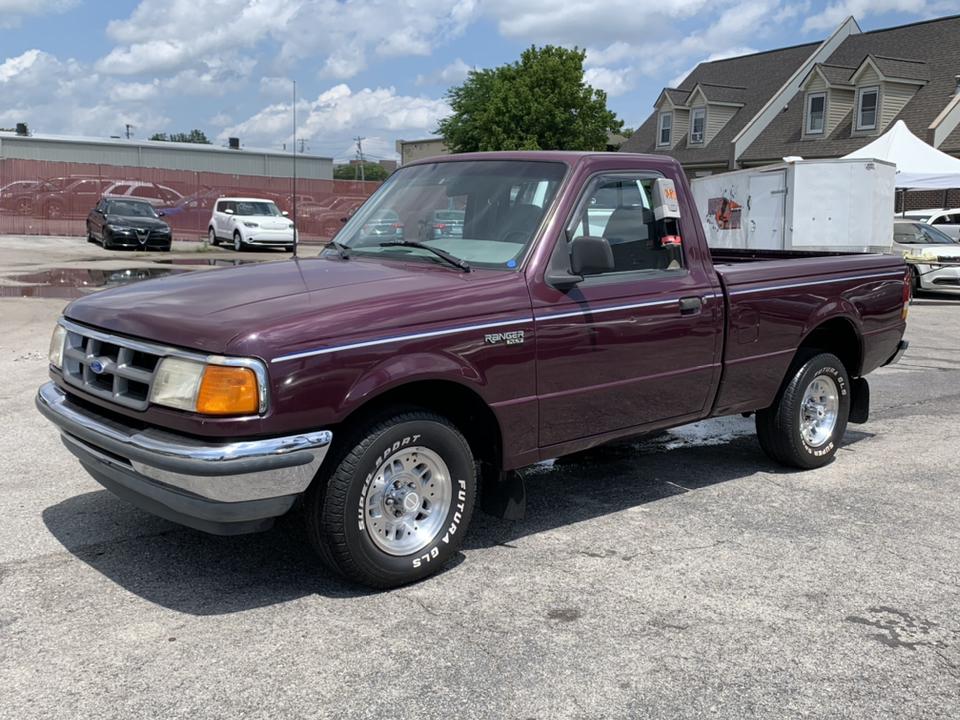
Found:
[86,198,173,251]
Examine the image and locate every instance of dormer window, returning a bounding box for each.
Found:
[658,111,672,146]
[806,92,826,134]
[856,86,879,130]
[690,107,706,144]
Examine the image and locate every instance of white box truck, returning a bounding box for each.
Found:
[690,158,896,253]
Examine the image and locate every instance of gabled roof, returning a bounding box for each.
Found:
[621,41,818,163]
[852,54,929,84]
[809,63,858,88]
[655,88,691,108]
[692,83,747,105]
[742,14,960,162]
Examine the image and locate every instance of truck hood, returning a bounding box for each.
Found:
[63,256,526,357]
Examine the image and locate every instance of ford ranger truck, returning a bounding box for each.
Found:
[37,152,910,588]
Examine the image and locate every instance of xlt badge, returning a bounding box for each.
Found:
[484,330,524,346]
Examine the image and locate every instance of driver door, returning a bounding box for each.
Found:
[533,172,723,448]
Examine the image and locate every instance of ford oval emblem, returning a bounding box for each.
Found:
[89,360,105,374]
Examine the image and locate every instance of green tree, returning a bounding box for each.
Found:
[437,45,623,152]
[333,162,389,181]
[149,129,211,144]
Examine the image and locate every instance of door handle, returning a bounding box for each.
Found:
[679,296,702,315]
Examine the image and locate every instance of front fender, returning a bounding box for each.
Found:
[339,351,486,416]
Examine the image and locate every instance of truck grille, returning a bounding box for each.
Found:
[61,325,161,410]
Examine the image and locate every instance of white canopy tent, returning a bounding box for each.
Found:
[843,120,960,189]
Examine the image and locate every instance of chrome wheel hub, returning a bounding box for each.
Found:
[800,375,839,447]
[364,446,451,556]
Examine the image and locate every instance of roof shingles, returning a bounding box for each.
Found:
[741,16,960,162]
[620,42,818,166]
[625,15,960,166]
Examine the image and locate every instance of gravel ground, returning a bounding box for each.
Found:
[1,237,958,719]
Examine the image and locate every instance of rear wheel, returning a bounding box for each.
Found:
[304,410,477,589]
[756,352,850,469]
[209,227,219,246]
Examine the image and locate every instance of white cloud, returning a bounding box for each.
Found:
[802,0,954,32]
[220,84,449,159]
[416,58,473,87]
[485,0,712,46]
[583,67,633,98]
[0,0,76,29]
[98,0,477,81]
[0,49,169,137]
[109,80,160,102]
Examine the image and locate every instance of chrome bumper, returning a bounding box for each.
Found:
[36,382,332,533]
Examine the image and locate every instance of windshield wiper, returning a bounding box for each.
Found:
[379,240,471,272]
[327,238,351,259]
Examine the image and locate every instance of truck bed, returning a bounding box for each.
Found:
[708,249,907,417]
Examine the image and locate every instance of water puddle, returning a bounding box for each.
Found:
[0,267,189,299]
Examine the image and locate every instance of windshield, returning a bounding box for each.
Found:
[235,201,282,216]
[334,160,567,269]
[895,222,957,245]
[106,200,158,218]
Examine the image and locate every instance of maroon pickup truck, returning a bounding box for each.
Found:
[37,152,909,588]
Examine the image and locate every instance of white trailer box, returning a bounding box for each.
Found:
[690,158,896,253]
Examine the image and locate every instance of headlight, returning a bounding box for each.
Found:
[243,222,259,228]
[150,357,264,415]
[150,357,205,410]
[48,324,66,369]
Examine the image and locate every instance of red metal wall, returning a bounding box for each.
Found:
[0,158,379,243]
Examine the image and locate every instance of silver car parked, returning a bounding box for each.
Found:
[893,221,960,293]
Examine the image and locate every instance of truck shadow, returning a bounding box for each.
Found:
[42,427,872,615]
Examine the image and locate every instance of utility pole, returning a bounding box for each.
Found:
[291,79,298,258]
[124,124,135,139]
[354,136,366,182]
[297,138,308,153]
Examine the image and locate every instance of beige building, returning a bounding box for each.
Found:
[395,138,449,166]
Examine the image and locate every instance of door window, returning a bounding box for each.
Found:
[568,175,684,274]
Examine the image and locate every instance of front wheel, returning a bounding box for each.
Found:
[233,231,244,252]
[756,352,850,469]
[304,411,477,589]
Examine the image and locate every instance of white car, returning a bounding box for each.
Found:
[893,220,960,293]
[897,208,960,240]
[208,197,295,251]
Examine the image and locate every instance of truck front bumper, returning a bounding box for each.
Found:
[36,382,332,535]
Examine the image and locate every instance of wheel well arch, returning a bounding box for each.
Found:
[334,379,503,471]
[797,317,862,377]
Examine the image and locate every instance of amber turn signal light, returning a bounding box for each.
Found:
[196,365,259,415]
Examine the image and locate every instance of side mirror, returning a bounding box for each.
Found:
[157,210,166,217]
[570,235,615,276]
[225,208,234,214]
[281,210,290,216]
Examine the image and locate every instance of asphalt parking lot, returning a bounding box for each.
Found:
[1,237,959,719]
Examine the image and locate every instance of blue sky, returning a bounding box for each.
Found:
[0,1,956,161]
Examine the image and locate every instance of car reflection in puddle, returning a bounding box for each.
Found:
[0,267,189,299]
